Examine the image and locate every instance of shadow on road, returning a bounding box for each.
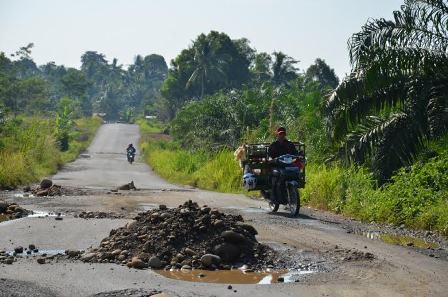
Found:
[267,211,317,220]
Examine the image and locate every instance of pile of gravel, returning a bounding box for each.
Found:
[0,201,31,220]
[81,200,277,270]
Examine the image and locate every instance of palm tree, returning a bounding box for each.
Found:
[186,39,227,99]
[271,51,298,86]
[327,0,448,182]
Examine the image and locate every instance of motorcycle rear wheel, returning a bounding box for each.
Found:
[287,185,300,217]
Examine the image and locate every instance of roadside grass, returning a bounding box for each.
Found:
[0,116,102,189]
[60,116,103,163]
[302,156,448,236]
[138,119,244,193]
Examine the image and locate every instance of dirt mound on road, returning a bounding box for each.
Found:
[81,200,278,270]
[28,180,87,197]
[0,201,31,220]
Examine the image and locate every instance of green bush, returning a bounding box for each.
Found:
[301,154,448,235]
[141,138,242,193]
[0,116,102,188]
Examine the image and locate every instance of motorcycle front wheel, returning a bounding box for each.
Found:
[269,202,279,212]
[287,185,300,217]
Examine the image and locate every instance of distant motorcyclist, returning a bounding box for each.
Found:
[126,143,136,155]
[126,144,136,163]
[268,127,298,159]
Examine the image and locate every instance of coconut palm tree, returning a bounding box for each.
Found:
[327,0,448,182]
[186,39,227,99]
[271,51,298,86]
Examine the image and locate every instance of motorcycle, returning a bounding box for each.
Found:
[241,144,306,217]
[127,150,136,164]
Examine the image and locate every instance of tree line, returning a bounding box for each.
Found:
[0,44,168,121]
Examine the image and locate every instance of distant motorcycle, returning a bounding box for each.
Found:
[127,150,136,164]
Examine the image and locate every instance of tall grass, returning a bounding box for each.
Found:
[60,116,103,163]
[0,116,102,188]
[302,159,448,235]
[141,139,243,193]
[138,119,243,193]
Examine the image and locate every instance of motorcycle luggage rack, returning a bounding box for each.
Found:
[244,142,305,161]
[242,142,306,191]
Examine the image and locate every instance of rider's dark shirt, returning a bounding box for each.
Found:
[268,139,298,159]
[127,147,136,154]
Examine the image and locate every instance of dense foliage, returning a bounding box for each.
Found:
[327,0,448,182]
[0,45,168,121]
[0,116,102,188]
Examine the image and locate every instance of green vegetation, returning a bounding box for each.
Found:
[0,116,101,188]
[136,0,447,235]
[1,44,167,122]
[327,0,448,182]
[60,116,103,163]
[138,120,243,193]
[302,151,448,235]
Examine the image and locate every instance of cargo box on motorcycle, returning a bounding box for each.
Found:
[241,142,306,191]
[239,142,306,217]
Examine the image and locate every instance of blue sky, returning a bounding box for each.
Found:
[0,0,403,78]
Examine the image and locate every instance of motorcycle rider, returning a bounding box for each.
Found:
[268,127,298,159]
[126,143,136,158]
[268,127,299,203]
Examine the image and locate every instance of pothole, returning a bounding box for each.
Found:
[155,267,316,284]
[355,230,439,249]
[27,210,64,218]
[6,249,66,257]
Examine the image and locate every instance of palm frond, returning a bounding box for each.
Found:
[349,0,448,70]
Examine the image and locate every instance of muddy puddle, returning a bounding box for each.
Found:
[156,268,315,284]
[356,230,439,249]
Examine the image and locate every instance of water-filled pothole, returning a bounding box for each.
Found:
[13,193,34,198]
[7,249,66,257]
[156,268,315,284]
[27,211,64,218]
[356,230,439,249]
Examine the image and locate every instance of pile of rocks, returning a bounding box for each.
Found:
[0,201,31,220]
[80,200,277,270]
[0,250,15,265]
[28,179,62,197]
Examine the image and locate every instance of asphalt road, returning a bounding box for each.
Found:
[1,124,447,297]
[52,123,176,190]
